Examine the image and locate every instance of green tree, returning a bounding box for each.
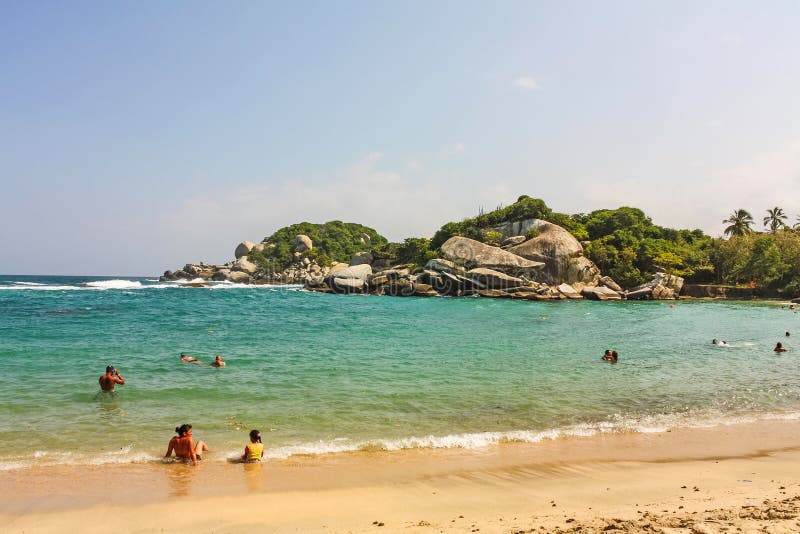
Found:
[763,206,788,233]
[722,209,754,237]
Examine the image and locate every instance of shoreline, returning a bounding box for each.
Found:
[3,419,800,532]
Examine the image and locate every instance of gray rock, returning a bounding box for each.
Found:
[329,262,348,275]
[508,219,600,286]
[171,269,190,280]
[212,269,231,281]
[581,286,622,301]
[467,268,523,289]
[626,287,653,300]
[294,234,313,253]
[441,237,544,275]
[599,276,623,292]
[652,284,676,300]
[557,283,583,299]
[501,236,527,247]
[235,241,256,259]
[228,271,251,284]
[326,264,372,294]
[332,264,372,280]
[331,277,366,293]
[233,256,258,274]
[424,258,466,275]
[630,272,684,297]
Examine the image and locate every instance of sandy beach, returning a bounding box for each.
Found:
[2,419,800,533]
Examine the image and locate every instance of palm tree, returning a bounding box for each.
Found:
[794,214,800,229]
[723,209,754,237]
[763,206,788,233]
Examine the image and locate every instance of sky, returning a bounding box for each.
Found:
[2,1,800,275]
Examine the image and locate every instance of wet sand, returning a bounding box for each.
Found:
[2,419,800,532]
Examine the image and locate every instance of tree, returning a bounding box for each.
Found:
[794,215,800,229]
[723,209,754,237]
[763,207,788,233]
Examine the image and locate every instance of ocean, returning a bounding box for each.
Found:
[1,275,798,471]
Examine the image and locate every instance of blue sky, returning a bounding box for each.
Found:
[2,1,800,275]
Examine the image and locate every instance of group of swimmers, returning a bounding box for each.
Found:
[98,354,261,466]
[712,332,791,353]
[180,352,226,367]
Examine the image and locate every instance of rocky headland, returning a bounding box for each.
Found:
[161,216,685,301]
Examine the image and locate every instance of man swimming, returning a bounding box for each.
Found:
[210,355,226,367]
[180,353,203,365]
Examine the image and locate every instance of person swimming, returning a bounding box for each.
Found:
[601,350,618,362]
[180,353,203,365]
[774,342,787,353]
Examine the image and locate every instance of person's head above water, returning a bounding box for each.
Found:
[249,429,261,443]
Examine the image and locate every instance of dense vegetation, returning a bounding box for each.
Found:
[429,196,713,287]
[248,221,387,268]
[249,197,800,297]
[426,196,800,295]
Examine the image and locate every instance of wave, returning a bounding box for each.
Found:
[84,280,144,290]
[0,284,84,291]
[5,409,798,471]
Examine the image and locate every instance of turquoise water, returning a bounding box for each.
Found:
[1,275,799,469]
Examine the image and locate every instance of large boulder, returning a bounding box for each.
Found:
[630,272,684,298]
[441,237,544,276]
[212,269,231,281]
[467,268,523,290]
[557,283,583,299]
[581,286,622,301]
[424,258,466,275]
[599,276,623,293]
[235,241,256,259]
[326,264,372,294]
[328,262,349,275]
[233,256,258,274]
[501,236,527,248]
[507,219,600,286]
[294,235,313,253]
[228,271,251,284]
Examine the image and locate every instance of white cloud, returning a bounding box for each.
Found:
[513,76,539,90]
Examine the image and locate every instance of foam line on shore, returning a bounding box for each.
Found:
[5,409,800,471]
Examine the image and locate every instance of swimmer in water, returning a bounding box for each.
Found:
[210,355,226,367]
[99,365,125,392]
[774,342,787,353]
[601,350,618,362]
[180,353,203,365]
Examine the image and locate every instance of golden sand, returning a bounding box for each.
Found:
[2,419,800,533]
